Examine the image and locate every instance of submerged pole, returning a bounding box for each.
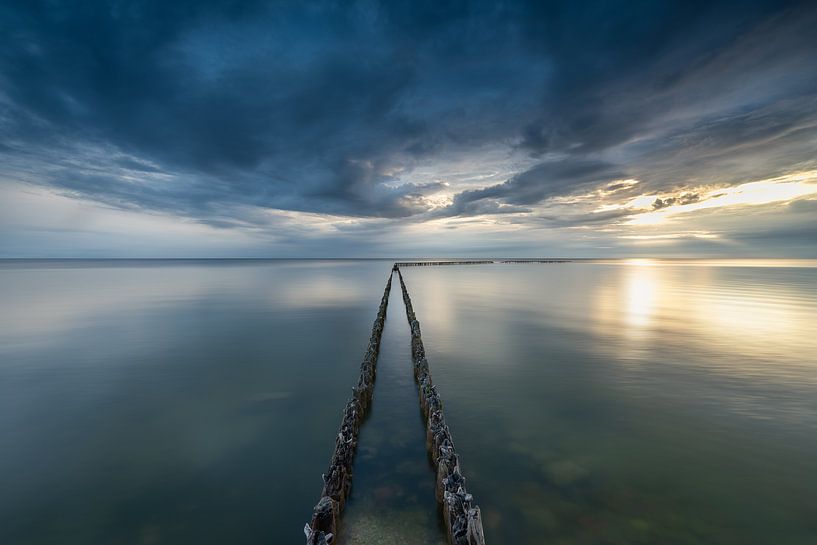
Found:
[396,267,487,545]
[304,272,393,545]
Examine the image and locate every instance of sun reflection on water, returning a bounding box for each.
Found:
[590,261,817,374]
[625,265,657,330]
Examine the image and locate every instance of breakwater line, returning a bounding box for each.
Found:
[304,272,393,545]
[396,268,487,545]
[394,260,572,267]
[394,261,494,267]
[500,259,571,264]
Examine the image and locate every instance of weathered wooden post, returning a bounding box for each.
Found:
[304,272,393,544]
[396,267,487,545]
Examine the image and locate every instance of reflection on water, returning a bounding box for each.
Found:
[0,259,395,545]
[403,260,817,545]
[623,264,657,330]
[591,260,817,377]
[2,259,816,545]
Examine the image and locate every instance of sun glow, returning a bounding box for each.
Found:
[624,263,658,330]
[627,172,817,226]
[625,194,660,210]
[623,258,657,266]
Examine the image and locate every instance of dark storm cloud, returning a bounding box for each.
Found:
[0,0,815,236]
[441,158,623,216]
[0,0,549,219]
[465,0,817,215]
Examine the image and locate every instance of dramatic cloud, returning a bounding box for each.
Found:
[0,0,816,256]
[653,194,701,210]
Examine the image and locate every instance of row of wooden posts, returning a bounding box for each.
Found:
[394,260,494,267]
[396,268,486,544]
[305,259,566,543]
[394,259,571,266]
[304,273,393,545]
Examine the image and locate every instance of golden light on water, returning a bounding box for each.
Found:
[624,264,658,330]
[590,260,817,372]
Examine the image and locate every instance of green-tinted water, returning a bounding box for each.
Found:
[401,260,817,545]
[0,259,396,544]
[2,259,816,544]
[341,281,445,544]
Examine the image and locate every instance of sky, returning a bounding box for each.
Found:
[1,0,816,258]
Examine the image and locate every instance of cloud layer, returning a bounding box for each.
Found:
[1,0,816,256]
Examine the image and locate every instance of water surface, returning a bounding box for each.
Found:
[341,280,445,544]
[2,259,816,545]
[0,259,395,544]
[402,259,817,545]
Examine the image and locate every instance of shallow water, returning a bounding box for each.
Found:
[1,259,816,545]
[401,260,817,545]
[0,259,395,545]
[341,282,445,545]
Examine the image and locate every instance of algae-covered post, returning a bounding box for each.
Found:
[396,268,487,545]
[304,272,393,545]
[305,264,487,544]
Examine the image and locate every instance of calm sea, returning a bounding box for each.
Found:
[1,259,815,544]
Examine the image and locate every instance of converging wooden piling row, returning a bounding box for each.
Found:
[302,259,566,542]
[393,260,494,267]
[500,259,571,264]
[304,272,393,545]
[395,267,487,545]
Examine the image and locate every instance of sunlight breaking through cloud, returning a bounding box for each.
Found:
[627,172,817,226]
[1,1,816,257]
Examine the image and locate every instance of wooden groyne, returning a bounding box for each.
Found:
[393,260,494,267]
[301,259,570,542]
[396,268,487,545]
[500,259,571,264]
[394,259,571,267]
[304,272,393,545]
